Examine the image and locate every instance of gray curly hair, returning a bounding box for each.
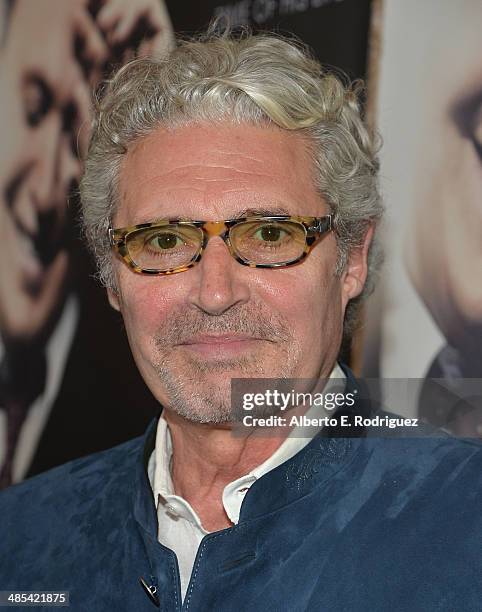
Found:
[80,27,383,340]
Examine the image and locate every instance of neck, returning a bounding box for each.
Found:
[162,408,290,531]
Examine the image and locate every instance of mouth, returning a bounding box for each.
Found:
[178,334,265,357]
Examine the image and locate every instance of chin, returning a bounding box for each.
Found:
[166,390,234,425]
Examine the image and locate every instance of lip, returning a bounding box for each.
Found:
[178,334,263,357]
[180,334,258,344]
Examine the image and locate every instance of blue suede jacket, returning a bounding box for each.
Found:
[1,370,481,611]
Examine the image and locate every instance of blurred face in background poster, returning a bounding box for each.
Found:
[0,0,171,346]
[0,0,95,345]
[404,1,482,362]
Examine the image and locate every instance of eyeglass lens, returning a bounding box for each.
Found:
[125,220,307,271]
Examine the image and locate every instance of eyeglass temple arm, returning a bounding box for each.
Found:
[109,228,124,246]
[307,215,334,235]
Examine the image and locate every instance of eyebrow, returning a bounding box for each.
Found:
[234,206,291,218]
[136,206,292,225]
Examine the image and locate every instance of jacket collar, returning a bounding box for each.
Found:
[239,364,368,521]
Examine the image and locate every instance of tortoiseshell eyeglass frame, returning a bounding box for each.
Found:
[108,214,334,275]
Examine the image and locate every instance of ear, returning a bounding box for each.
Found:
[107,287,121,312]
[341,224,374,309]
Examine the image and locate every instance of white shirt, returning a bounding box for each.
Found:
[0,295,79,482]
[147,363,346,600]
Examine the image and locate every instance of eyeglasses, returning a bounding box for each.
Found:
[108,215,334,275]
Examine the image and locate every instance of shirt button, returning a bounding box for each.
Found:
[166,503,177,514]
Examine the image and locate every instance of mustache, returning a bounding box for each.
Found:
[153,303,292,347]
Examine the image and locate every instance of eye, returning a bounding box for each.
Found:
[472,103,482,159]
[450,91,482,162]
[253,224,290,243]
[148,232,184,250]
[22,75,52,127]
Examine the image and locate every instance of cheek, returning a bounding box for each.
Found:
[251,259,343,348]
[303,272,343,345]
[117,271,185,356]
[430,138,482,318]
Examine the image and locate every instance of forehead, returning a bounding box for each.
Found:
[116,122,326,225]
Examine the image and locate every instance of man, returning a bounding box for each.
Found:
[1,28,481,611]
[0,0,172,486]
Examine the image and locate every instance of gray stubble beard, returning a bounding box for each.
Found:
[151,303,297,424]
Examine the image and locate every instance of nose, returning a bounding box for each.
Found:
[31,114,61,215]
[187,236,251,315]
